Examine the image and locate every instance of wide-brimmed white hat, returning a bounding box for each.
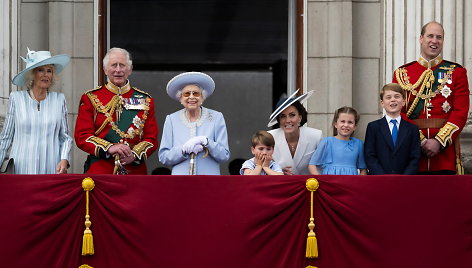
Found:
[12,48,70,86]
[267,89,314,127]
[166,72,215,101]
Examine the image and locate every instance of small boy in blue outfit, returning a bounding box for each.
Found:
[240,131,283,175]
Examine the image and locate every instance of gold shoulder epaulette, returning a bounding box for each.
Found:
[133,87,152,98]
[442,60,462,69]
[84,85,103,95]
[398,60,416,69]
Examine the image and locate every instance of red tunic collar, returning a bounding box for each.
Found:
[417,55,442,69]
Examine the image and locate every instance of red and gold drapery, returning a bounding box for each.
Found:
[0,174,471,268]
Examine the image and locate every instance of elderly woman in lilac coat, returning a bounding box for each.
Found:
[158,72,230,175]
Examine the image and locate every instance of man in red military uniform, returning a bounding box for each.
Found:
[75,47,158,174]
[393,21,469,174]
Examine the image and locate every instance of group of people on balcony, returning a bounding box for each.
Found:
[0,21,469,176]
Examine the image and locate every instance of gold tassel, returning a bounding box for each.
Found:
[305,178,319,258]
[82,177,95,256]
[456,158,464,175]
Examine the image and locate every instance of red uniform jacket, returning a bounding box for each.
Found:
[75,82,158,174]
[393,56,469,172]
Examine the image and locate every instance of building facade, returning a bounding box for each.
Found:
[1,0,471,173]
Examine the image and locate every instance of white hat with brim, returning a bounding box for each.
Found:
[166,72,215,101]
[12,48,70,86]
[267,89,314,127]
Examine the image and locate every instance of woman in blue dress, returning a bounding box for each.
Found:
[308,106,367,175]
[158,72,230,175]
[0,48,72,174]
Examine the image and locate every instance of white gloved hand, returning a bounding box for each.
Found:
[182,140,195,155]
[182,136,208,155]
[191,136,208,146]
[191,144,204,155]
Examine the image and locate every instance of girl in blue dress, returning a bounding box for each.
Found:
[308,106,367,175]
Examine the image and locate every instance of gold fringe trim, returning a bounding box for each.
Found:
[306,178,319,258]
[82,177,95,256]
[306,266,318,268]
[79,265,94,268]
[456,158,464,175]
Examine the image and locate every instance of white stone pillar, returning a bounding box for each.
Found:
[47,0,95,173]
[0,0,19,120]
[306,0,353,135]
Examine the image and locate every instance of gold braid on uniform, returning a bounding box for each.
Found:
[87,93,151,139]
[395,68,435,117]
[87,93,122,135]
[435,122,459,147]
[85,136,113,157]
[132,141,154,160]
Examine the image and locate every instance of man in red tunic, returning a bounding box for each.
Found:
[75,48,158,174]
[393,21,469,174]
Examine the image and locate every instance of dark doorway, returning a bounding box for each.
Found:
[110,0,289,174]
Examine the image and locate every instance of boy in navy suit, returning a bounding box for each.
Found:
[364,83,421,174]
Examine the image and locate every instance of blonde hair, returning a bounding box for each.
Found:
[25,65,58,90]
[251,130,275,148]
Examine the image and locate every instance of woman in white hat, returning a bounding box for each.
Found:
[0,48,72,174]
[267,90,322,175]
[158,72,230,175]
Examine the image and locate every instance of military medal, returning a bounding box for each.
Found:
[441,85,451,98]
[124,96,148,110]
[437,72,444,83]
[442,101,451,113]
[447,78,452,84]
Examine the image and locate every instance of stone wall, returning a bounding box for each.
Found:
[2,0,472,173]
[306,0,472,173]
[1,0,94,173]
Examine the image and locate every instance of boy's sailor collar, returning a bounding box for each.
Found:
[106,80,131,95]
[418,55,442,69]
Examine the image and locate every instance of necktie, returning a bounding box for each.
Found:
[390,119,398,146]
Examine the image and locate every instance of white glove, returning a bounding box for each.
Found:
[182,136,208,155]
[191,144,204,155]
[191,136,208,146]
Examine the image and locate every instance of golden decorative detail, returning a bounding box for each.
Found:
[86,136,113,156]
[79,265,94,268]
[132,141,154,160]
[82,177,95,256]
[105,81,131,95]
[88,93,150,139]
[417,55,442,69]
[306,178,319,258]
[132,87,152,98]
[419,130,426,142]
[395,68,435,117]
[435,122,459,147]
